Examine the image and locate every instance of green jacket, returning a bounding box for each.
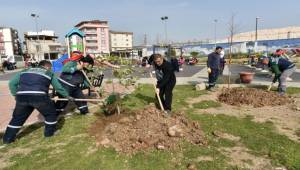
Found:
[61,61,90,88]
[270,64,281,83]
[9,67,69,97]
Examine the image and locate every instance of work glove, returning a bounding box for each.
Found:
[67,96,75,102]
[207,67,212,74]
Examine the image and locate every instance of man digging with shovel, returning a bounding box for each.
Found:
[267,50,297,95]
[3,60,72,144]
[55,52,95,115]
[152,54,176,114]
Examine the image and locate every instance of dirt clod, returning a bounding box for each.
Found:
[90,106,205,154]
[218,88,291,107]
[187,163,197,170]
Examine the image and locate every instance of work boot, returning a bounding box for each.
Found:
[207,86,217,92]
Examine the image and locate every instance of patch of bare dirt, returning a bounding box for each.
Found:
[218,88,291,107]
[89,105,206,154]
[189,89,300,142]
[212,131,241,142]
[220,146,274,170]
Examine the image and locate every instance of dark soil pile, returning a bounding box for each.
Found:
[89,105,205,154]
[218,88,291,107]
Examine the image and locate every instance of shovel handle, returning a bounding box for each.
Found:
[267,83,274,91]
[81,70,101,99]
[51,98,103,102]
[150,72,165,111]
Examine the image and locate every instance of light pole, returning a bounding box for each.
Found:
[31,13,40,60]
[255,17,260,52]
[161,16,168,45]
[255,17,260,42]
[214,19,218,48]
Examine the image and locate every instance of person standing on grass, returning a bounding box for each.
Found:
[268,54,297,95]
[3,60,72,144]
[207,46,223,91]
[153,54,176,113]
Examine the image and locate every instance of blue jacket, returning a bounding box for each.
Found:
[207,52,220,69]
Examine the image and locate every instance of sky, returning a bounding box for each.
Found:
[1,0,300,45]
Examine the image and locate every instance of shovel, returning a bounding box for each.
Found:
[149,72,165,111]
[51,97,104,102]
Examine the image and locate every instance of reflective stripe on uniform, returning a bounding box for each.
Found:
[58,78,76,87]
[17,91,46,94]
[21,72,51,80]
[78,105,88,109]
[7,125,22,129]
[44,121,57,125]
[56,109,64,111]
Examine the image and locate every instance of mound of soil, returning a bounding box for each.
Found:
[89,105,205,154]
[218,88,291,107]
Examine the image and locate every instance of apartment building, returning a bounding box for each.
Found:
[0,27,22,59]
[24,30,62,61]
[75,20,110,54]
[110,31,133,52]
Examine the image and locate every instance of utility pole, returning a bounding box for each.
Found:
[143,34,147,46]
[255,17,260,42]
[255,17,260,52]
[214,19,218,48]
[31,13,40,60]
[161,16,169,44]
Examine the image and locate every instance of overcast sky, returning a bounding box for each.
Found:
[1,0,300,45]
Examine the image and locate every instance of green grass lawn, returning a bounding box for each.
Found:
[1,85,300,170]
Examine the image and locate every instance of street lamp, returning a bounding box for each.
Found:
[161,16,168,44]
[255,17,260,52]
[255,17,260,42]
[214,19,218,48]
[31,13,40,60]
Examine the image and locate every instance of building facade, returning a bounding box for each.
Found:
[0,27,22,58]
[219,26,300,43]
[24,30,62,61]
[75,20,110,55]
[110,31,133,52]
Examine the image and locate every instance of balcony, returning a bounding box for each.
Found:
[85,36,98,40]
[84,30,97,35]
[85,42,98,47]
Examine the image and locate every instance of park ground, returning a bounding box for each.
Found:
[0,84,300,170]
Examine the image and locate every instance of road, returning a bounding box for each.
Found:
[0,65,205,81]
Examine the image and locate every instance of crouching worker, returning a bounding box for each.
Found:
[3,60,71,144]
[55,53,94,115]
[268,54,297,95]
[153,54,176,112]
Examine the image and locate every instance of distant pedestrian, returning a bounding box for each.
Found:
[170,56,179,72]
[207,46,223,91]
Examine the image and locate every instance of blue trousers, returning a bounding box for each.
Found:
[208,68,220,88]
[3,95,58,144]
[55,84,88,114]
